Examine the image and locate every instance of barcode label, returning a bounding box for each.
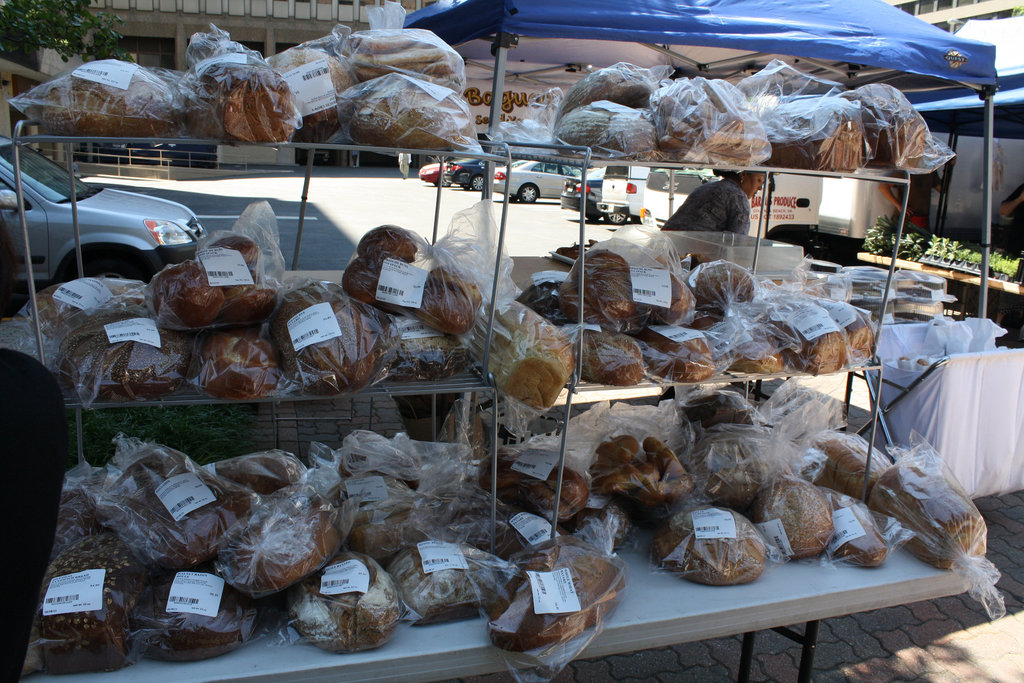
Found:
[72,59,139,90]
[510,512,555,545]
[528,568,581,614]
[155,473,217,522]
[397,317,444,340]
[167,572,224,617]
[42,569,105,616]
[282,58,336,116]
[344,475,389,503]
[198,247,254,286]
[819,300,859,329]
[320,559,370,595]
[531,270,568,286]
[629,266,672,307]
[829,507,868,553]
[53,278,112,310]
[756,518,794,557]
[650,324,705,344]
[408,76,454,102]
[691,509,737,539]
[104,317,161,348]
[510,448,559,481]
[287,302,343,352]
[930,288,947,301]
[417,541,468,574]
[375,258,428,308]
[790,307,841,341]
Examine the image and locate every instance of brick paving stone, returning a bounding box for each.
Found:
[851,605,915,632]
[901,618,963,648]
[605,647,681,679]
[757,651,798,681]
[876,627,914,655]
[569,658,612,681]
[671,640,717,668]
[827,615,888,660]
[908,600,948,623]
[842,654,914,682]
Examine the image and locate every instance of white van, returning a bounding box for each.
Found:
[596,166,650,224]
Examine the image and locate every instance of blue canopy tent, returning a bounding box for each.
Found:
[408,0,1000,316]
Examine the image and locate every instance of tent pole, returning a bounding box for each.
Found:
[483,33,516,202]
[936,131,957,238]
[980,89,995,318]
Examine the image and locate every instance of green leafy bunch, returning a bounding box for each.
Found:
[863,215,925,261]
[0,0,129,62]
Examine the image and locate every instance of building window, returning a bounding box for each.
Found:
[119,36,175,69]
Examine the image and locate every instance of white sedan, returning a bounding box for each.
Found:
[493,160,582,203]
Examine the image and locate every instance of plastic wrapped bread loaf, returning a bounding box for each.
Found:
[579,327,646,386]
[479,445,590,523]
[763,95,867,172]
[686,424,773,509]
[10,60,182,137]
[345,28,466,92]
[558,62,671,118]
[554,101,658,160]
[192,326,282,400]
[809,431,891,499]
[652,77,771,165]
[839,84,930,171]
[287,551,402,652]
[206,450,307,495]
[652,507,767,585]
[635,325,716,383]
[823,491,892,568]
[589,434,695,516]
[750,476,834,560]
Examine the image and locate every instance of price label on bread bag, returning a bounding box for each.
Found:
[396,318,444,340]
[320,560,370,595]
[287,302,343,352]
[375,258,428,308]
[819,300,858,329]
[756,518,794,557]
[789,307,841,341]
[167,572,225,617]
[691,509,736,539]
[649,324,705,344]
[42,569,105,616]
[344,476,389,503]
[531,270,568,286]
[193,52,248,77]
[282,58,336,116]
[629,266,672,308]
[155,473,217,522]
[197,247,254,287]
[510,512,555,546]
[417,541,468,574]
[511,449,559,481]
[104,318,161,348]
[586,493,611,510]
[53,278,113,310]
[408,77,455,102]
[72,60,139,90]
[828,507,868,553]
[527,568,581,615]
[930,288,947,301]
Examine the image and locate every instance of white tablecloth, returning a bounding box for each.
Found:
[876,324,1024,498]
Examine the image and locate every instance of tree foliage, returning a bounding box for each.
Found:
[0,0,129,62]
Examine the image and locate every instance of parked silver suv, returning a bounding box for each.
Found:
[0,139,204,288]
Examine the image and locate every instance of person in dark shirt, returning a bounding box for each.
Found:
[0,218,67,680]
[661,170,765,233]
[999,182,1024,254]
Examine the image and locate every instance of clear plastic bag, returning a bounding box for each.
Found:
[488,88,563,151]
[50,463,106,560]
[558,62,672,118]
[578,326,646,386]
[487,535,627,681]
[762,94,868,172]
[10,60,183,137]
[764,292,848,375]
[554,101,659,160]
[868,435,1004,619]
[750,475,835,560]
[634,324,716,384]
[686,423,774,509]
[286,550,402,652]
[589,433,695,523]
[688,260,758,312]
[93,436,255,569]
[737,59,842,114]
[387,540,516,625]
[131,566,258,661]
[725,302,788,375]
[337,73,480,152]
[191,325,283,400]
[822,490,912,568]
[216,481,348,599]
[839,84,931,171]
[516,270,570,325]
[387,315,473,381]
[267,25,357,143]
[677,386,761,433]
[37,534,147,675]
[559,226,694,333]
[148,201,284,330]
[569,498,633,552]
[205,450,307,495]
[268,280,394,396]
[57,309,194,407]
[480,441,591,524]
[652,506,769,585]
[181,24,301,142]
[341,224,483,335]
[344,1,466,92]
[652,77,771,166]
[336,429,475,492]
[817,299,875,366]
